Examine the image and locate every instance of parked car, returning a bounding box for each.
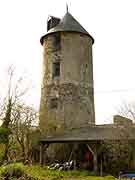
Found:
[119,171,135,180]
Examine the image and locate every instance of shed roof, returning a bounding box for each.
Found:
[40,12,94,45]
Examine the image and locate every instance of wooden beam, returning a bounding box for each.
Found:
[73,143,78,170]
[43,144,49,164]
[86,144,94,155]
[39,144,43,166]
[86,143,98,174]
[93,146,98,173]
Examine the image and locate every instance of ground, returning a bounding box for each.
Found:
[0,163,116,180]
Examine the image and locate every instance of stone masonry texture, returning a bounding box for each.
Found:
[39,32,95,136]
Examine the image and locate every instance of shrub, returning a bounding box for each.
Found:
[0,163,116,180]
[0,163,24,178]
[0,127,11,144]
[104,175,115,179]
[0,145,5,164]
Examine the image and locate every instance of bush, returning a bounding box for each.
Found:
[0,163,24,178]
[0,127,11,144]
[0,163,116,180]
[0,147,5,164]
[104,176,115,180]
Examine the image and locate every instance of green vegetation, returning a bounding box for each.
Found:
[0,163,24,178]
[0,127,10,144]
[0,163,116,180]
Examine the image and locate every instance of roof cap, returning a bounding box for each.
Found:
[40,12,94,45]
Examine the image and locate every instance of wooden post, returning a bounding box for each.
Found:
[87,143,98,174]
[73,143,78,170]
[100,158,103,176]
[93,145,98,174]
[93,148,98,174]
[43,144,49,165]
[73,159,77,170]
[39,143,43,166]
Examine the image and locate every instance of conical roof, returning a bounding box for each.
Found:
[40,12,94,45]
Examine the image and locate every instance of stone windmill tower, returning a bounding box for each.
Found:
[39,9,95,136]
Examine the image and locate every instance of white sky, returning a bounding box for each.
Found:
[0,0,135,124]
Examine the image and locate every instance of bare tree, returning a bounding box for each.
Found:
[117,101,135,122]
[10,103,38,161]
[0,66,30,161]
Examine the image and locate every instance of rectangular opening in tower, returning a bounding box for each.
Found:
[53,62,60,77]
[53,33,61,50]
[50,98,58,109]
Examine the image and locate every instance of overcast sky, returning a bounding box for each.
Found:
[0,0,135,124]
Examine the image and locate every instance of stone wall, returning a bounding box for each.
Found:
[39,32,95,136]
[113,115,133,126]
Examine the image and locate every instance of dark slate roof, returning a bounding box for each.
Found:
[40,126,135,143]
[40,12,94,45]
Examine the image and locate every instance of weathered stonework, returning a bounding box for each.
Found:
[39,31,95,136]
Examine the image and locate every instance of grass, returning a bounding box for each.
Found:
[0,163,116,180]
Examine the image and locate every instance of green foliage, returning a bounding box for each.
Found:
[0,151,4,163]
[24,165,115,180]
[0,144,6,164]
[0,127,11,144]
[104,176,116,180]
[0,163,24,178]
[30,129,41,146]
[0,163,116,180]
[101,139,135,175]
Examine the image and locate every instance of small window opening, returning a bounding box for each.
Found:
[53,33,61,50]
[50,98,58,109]
[80,34,84,37]
[53,62,60,77]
